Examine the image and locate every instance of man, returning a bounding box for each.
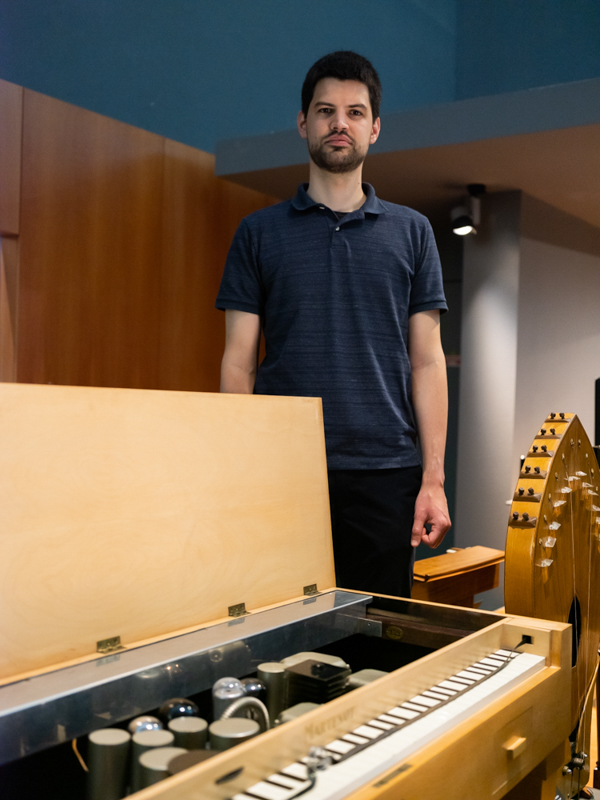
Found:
[216,51,451,597]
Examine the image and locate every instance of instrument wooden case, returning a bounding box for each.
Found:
[0,383,571,799]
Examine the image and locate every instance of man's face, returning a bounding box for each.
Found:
[297,78,380,174]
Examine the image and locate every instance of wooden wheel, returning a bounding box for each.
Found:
[505,413,600,795]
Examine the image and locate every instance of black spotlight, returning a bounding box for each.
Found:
[451,184,486,236]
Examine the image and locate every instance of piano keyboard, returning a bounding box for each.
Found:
[230,649,545,800]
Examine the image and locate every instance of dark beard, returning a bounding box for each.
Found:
[308,139,367,174]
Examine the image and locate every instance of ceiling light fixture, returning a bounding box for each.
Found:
[451,184,486,236]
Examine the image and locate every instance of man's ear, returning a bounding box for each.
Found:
[370,117,381,145]
[297,110,308,139]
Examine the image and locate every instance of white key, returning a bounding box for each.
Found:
[281,763,308,780]
[480,657,503,668]
[326,739,355,755]
[423,690,450,700]
[243,781,297,800]
[353,725,383,739]
[368,719,393,730]
[268,774,308,790]
[439,680,467,691]
[378,713,405,725]
[459,670,484,681]
[466,666,491,675]
[401,702,427,713]
[410,694,440,707]
[387,707,419,720]
[343,733,368,745]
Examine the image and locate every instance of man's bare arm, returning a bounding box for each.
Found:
[409,309,452,548]
[220,309,261,393]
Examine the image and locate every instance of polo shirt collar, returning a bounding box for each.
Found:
[291,183,388,216]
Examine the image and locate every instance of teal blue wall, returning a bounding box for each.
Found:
[2,1,598,152]
[0,0,457,153]
[456,0,600,100]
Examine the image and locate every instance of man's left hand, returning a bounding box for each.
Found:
[411,483,451,548]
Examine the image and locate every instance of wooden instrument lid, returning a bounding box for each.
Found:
[413,546,505,583]
[0,383,335,681]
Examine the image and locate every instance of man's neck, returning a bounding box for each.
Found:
[305,165,366,212]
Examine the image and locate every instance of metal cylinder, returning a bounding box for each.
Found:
[241,677,266,701]
[212,676,245,719]
[257,662,289,723]
[158,697,200,725]
[138,746,188,788]
[130,728,174,793]
[167,716,208,749]
[209,717,260,751]
[127,715,162,735]
[87,728,130,800]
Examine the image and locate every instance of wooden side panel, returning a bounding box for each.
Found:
[14,86,279,390]
[158,140,278,392]
[18,89,165,388]
[0,238,19,381]
[505,413,600,735]
[0,79,22,236]
[411,563,500,607]
[0,384,334,679]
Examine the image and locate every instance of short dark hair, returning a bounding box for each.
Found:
[301,51,382,120]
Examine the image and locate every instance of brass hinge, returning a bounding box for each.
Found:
[96,636,124,654]
[228,603,248,617]
[303,584,319,596]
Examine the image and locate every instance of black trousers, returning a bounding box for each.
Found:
[328,466,422,598]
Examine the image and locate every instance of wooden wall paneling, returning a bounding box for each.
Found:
[0,238,19,381]
[0,79,23,236]
[159,139,279,392]
[18,89,165,388]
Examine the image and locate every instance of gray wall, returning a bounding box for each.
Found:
[455,191,600,609]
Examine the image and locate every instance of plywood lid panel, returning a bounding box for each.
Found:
[0,384,335,679]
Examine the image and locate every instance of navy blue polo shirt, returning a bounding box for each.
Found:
[216,183,447,470]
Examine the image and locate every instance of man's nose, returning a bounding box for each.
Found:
[330,112,348,131]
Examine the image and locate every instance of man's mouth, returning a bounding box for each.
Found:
[326,135,352,146]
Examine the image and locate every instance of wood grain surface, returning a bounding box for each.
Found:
[0,383,334,679]
[413,545,505,580]
[0,238,18,381]
[0,79,22,236]
[158,138,278,392]
[7,80,278,390]
[18,89,165,387]
[505,413,600,795]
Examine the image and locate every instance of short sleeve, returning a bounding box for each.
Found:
[215,219,264,315]
[408,218,448,316]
